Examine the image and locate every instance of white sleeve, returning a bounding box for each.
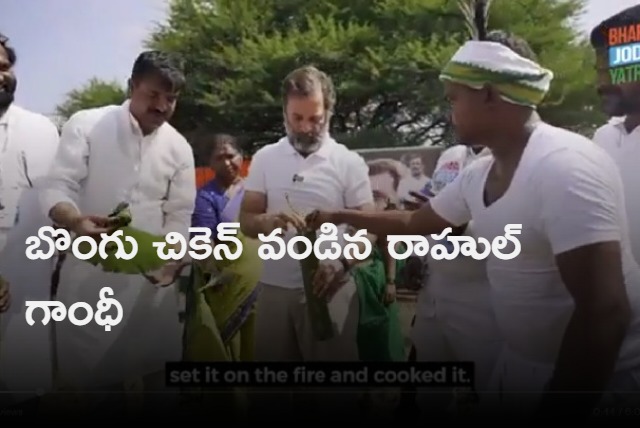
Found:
[428,168,472,227]
[244,148,267,194]
[343,153,374,208]
[39,112,89,217]
[29,120,60,181]
[539,150,622,255]
[162,141,196,237]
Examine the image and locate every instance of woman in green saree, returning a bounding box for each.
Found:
[353,159,407,362]
[183,134,262,363]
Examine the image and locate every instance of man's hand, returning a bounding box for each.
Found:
[382,282,396,305]
[144,260,190,288]
[305,210,337,231]
[404,191,429,211]
[262,212,306,235]
[312,259,348,300]
[70,215,118,238]
[0,279,10,313]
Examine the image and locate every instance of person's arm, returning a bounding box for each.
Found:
[340,154,378,270]
[381,236,396,282]
[191,191,220,231]
[325,168,471,237]
[538,152,631,417]
[163,142,196,239]
[239,148,270,238]
[189,189,220,261]
[40,112,90,229]
[26,118,60,186]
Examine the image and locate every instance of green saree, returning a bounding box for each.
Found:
[353,246,406,362]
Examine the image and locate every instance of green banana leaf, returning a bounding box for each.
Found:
[74,203,170,274]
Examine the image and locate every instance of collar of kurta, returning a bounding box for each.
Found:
[607,115,640,136]
[278,134,336,159]
[119,99,161,139]
[0,104,14,127]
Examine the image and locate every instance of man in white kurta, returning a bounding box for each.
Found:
[39,51,195,394]
[590,6,640,265]
[0,34,60,406]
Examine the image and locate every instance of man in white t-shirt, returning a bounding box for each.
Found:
[239,66,375,363]
[590,6,640,264]
[408,144,502,414]
[307,32,640,420]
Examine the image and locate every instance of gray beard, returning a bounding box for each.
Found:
[284,122,329,155]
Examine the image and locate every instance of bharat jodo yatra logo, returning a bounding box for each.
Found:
[607,22,640,84]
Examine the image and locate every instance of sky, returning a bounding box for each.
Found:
[0,0,638,116]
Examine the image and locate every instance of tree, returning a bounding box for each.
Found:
[146,0,603,152]
[55,78,127,121]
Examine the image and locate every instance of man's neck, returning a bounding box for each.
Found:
[486,111,540,166]
[623,115,640,134]
[0,105,10,120]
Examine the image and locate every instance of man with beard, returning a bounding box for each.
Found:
[39,50,195,414]
[306,26,640,421]
[0,32,59,408]
[591,5,640,264]
[239,65,375,417]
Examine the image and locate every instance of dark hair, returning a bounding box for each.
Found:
[590,5,640,48]
[0,32,17,66]
[203,133,242,160]
[485,30,538,62]
[131,50,185,92]
[367,159,401,191]
[282,65,336,113]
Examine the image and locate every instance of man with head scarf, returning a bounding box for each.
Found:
[306,0,640,420]
[591,5,640,265]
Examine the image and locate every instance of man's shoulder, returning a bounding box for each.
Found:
[531,125,620,187]
[160,123,191,152]
[64,104,121,130]
[439,145,468,160]
[328,140,366,165]
[253,139,282,157]
[9,105,58,133]
[593,119,624,146]
[531,123,605,163]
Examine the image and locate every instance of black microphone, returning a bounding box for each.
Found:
[292,174,304,183]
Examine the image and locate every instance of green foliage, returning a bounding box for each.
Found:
[55,78,127,121]
[50,0,599,152]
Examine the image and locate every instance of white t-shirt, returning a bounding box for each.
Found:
[430,122,640,370]
[593,117,640,264]
[424,145,491,300]
[244,137,374,289]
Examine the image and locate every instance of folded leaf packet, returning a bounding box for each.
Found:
[74,203,170,274]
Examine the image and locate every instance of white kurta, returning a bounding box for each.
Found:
[39,101,195,389]
[0,105,59,403]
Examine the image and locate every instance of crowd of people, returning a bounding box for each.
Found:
[0,2,640,423]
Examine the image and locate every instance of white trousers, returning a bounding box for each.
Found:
[411,281,503,413]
